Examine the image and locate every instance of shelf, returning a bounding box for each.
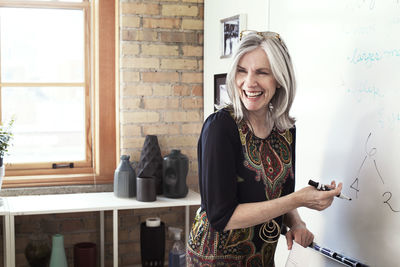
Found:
[4,190,201,215]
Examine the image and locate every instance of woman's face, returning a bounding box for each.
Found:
[235,47,279,116]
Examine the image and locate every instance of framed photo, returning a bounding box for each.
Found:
[220,14,247,58]
[214,73,229,110]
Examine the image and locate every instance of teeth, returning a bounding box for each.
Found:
[245,91,263,97]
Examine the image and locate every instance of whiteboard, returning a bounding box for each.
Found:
[270,1,400,266]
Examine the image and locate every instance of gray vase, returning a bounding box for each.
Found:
[114,155,136,198]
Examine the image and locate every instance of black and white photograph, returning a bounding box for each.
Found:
[220,14,246,58]
[214,73,229,109]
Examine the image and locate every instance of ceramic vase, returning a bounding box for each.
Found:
[137,135,163,195]
[25,232,51,267]
[163,149,189,198]
[74,242,96,267]
[114,155,136,198]
[49,234,68,267]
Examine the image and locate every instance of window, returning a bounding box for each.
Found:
[0,0,116,187]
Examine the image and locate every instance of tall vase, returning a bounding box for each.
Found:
[137,135,164,195]
[49,234,68,267]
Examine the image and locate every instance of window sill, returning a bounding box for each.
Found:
[0,183,113,197]
[2,173,114,190]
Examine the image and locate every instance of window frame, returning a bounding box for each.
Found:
[0,0,117,188]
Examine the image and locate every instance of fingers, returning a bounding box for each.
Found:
[286,231,294,250]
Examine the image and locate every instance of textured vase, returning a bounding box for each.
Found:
[74,242,96,267]
[114,155,136,198]
[49,234,68,267]
[25,233,51,267]
[137,135,163,195]
[163,149,189,198]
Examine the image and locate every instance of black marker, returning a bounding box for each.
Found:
[308,179,352,201]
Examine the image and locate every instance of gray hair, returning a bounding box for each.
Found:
[223,31,296,131]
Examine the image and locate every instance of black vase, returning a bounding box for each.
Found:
[140,220,165,267]
[137,135,163,195]
[163,149,189,198]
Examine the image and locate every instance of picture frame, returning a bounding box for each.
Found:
[220,14,247,58]
[214,73,229,110]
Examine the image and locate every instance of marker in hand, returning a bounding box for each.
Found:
[308,179,352,201]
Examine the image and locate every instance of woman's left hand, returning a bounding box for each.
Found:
[285,223,314,249]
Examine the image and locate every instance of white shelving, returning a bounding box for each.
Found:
[0,190,201,267]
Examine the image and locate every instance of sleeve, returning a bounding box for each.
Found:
[198,111,241,231]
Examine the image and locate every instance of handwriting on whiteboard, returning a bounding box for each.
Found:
[350,132,399,213]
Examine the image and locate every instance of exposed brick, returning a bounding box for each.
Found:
[121,15,141,28]
[182,72,203,83]
[121,43,140,55]
[123,84,153,96]
[121,57,159,69]
[160,32,197,43]
[192,84,203,96]
[121,124,142,137]
[143,18,180,29]
[152,84,174,96]
[143,98,179,109]
[121,137,146,149]
[181,123,202,134]
[121,97,141,109]
[182,19,203,30]
[173,85,191,96]
[164,111,200,122]
[121,70,140,82]
[161,58,197,70]
[61,219,85,232]
[182,97,203,109]
[182,45,203,57]
[142,44,179,56]
[183,0,204,2]
[121,111,160,123]
[142,72,179,83]
[121,3,160,15]
[122,30,158,42]
[159,135,199,147]
[161,5,198,16]
[143,124,181,135]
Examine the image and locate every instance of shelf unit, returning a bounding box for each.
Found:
[1,190,201,267]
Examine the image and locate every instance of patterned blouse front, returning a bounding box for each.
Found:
[187,108,295,267]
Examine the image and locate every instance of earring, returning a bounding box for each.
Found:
[268,103,274,111]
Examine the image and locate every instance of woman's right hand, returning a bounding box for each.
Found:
[295,181,343,211]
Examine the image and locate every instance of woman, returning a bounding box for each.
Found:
[186,31,343,266]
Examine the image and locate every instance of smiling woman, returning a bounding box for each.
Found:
[0,0,116,187]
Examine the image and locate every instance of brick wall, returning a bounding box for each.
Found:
[120,0,204,194]
[11,1,203,266]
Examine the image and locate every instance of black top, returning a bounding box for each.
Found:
[188,108,295,266]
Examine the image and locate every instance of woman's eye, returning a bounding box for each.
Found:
[237,68,246,73]
[258,71,269,75]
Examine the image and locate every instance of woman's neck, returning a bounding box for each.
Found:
[247,112,274,139]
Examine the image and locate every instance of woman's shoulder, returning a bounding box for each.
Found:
[201,107,239,137]
[204,107,236,127]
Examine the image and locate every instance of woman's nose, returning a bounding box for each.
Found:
[243,72,257,88]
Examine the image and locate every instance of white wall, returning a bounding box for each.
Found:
[203,0,269,119]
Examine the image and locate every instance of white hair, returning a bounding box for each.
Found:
[223,31,296,131]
